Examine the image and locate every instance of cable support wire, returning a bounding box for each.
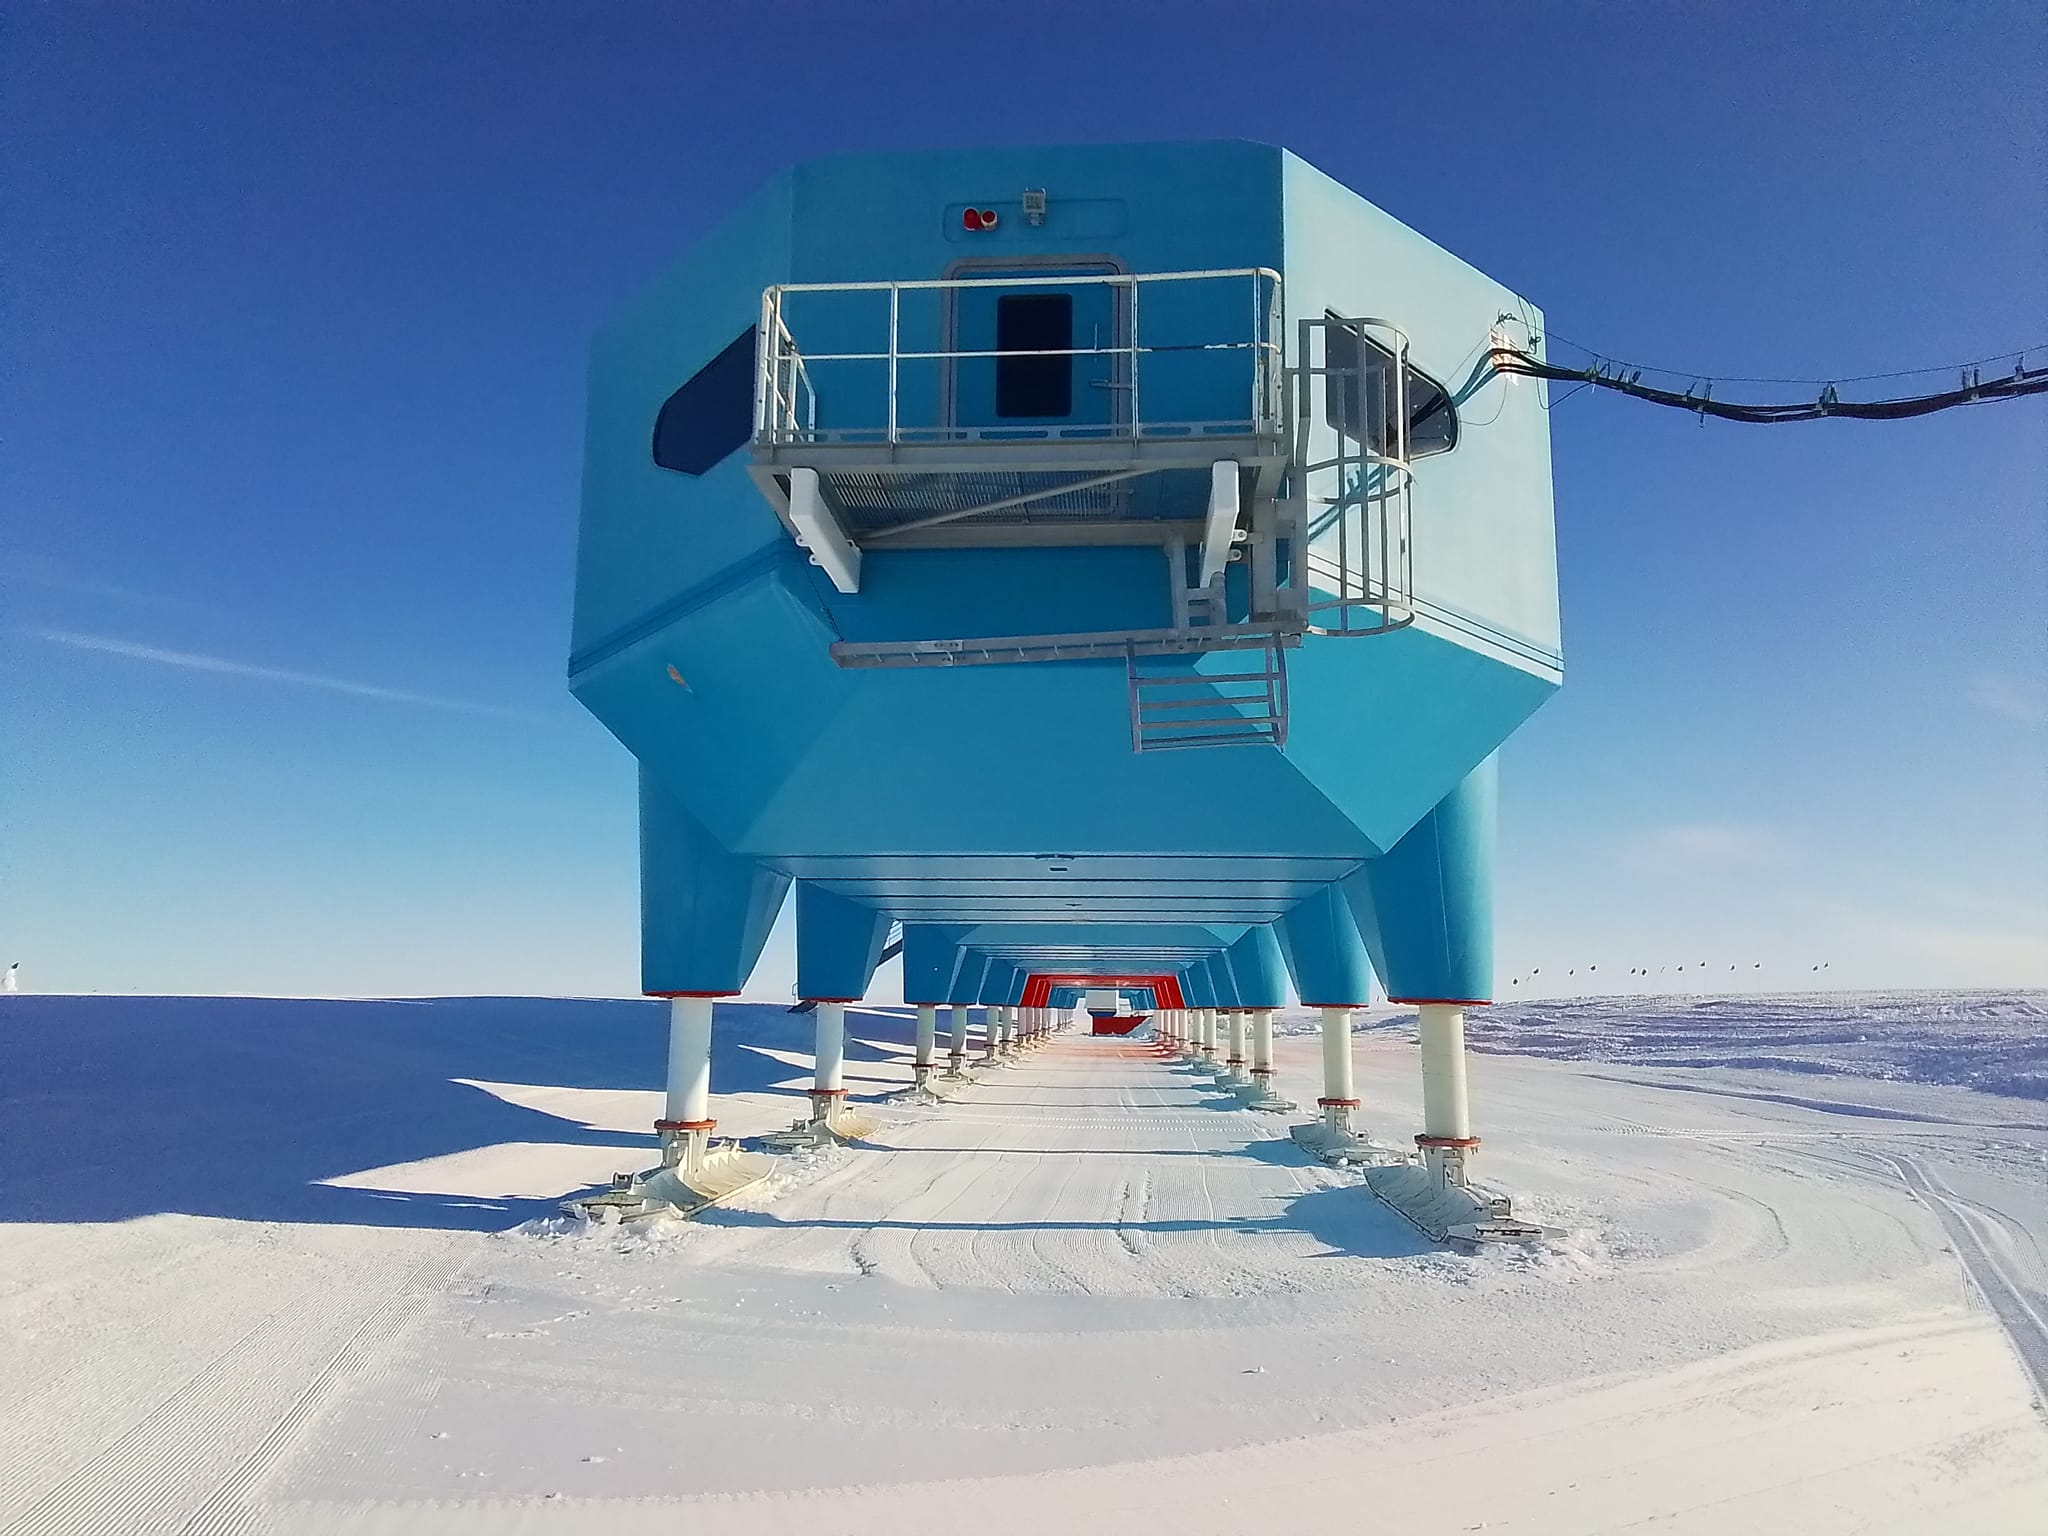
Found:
[1487,345,2046,423]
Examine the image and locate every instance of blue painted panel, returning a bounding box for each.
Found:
[574,173,795,657]
[577,141,1560,1006]
[794,883,891,1001]
[1342,754,1497,1004]
[901,923,971,1004]
[1280,622,1554,855]
[1275,883,1377,1006]
[1224,924,1288,1008]
[1281,151,1561,669]
[946,951,991,1006]
[639,767,789,995]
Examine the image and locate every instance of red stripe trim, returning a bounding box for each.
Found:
[809,1087,848,1098]
[654,1119,716,1133]
[1388,997,1491,1007]
[1415,1134,1481,1149]
[1301,1001,1371,1009]
[1317,1097,1361,1108]
[645,990,738,999]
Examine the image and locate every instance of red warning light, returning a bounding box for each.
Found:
[962,207,1000,232]
[979,208,998,228]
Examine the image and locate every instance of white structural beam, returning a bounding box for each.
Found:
[1197,459,1241,588]
[787,466,862,593]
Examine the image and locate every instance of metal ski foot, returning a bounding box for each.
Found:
[1360,1161,1559,1246]
[1290,1121,1406,1167]
[762,1107,883,1152]
[563,1147,775,1223]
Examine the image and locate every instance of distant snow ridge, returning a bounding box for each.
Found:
[1448,990,2048,1101]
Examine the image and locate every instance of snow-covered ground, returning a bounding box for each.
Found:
[3,991,2045,1533]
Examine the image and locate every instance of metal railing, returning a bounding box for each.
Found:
[1292,316,1416,637]
[754,268,1285,448]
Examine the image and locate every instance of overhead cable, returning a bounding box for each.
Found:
[1487,343,2047,423]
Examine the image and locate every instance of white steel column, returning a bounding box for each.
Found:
[1249,1007,1275,1082]
[1226,1010,1249,1084]
[1319,1006,1358,1130]
[948,1004,970,1072]
[914,1003,938,1087]
[1417,1004,1476,1185]
[810,1001,847,1124]
[658,996,716,1171]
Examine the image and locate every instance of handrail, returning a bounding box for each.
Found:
[756,267,1285,448]
[766,267,1281,294]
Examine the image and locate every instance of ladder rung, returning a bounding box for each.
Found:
[1131,667,1284,687]
[1139,730,1282,751]
[1146,700,1269,720]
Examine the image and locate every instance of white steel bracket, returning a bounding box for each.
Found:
[1198,460,1241,588]
[787,466,862,593]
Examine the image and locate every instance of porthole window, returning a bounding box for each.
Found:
[1323,319,1458,459]
[652,327,756,476]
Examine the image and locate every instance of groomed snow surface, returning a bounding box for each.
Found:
[3,992,2046,1533]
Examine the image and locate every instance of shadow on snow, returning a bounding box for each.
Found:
[0,995,903,1232]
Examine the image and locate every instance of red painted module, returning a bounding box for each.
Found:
[1089,1013,1149,1036]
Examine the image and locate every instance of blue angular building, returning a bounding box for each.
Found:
[569,141,1560,1237]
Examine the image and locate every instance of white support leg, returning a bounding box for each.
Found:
[1417,1004,1475,1185]
[1290,1004,1391,1165]
[948,1004,969,1074]
[1355,1003,1547,1243]
[810,1001,847,1126]
[1320,1006,1357,1131]
[569,994,777,1218]
[1245,1007,1291,1109]
[1226,1010,1249,1085]
[913,1003,938,1090]
[657,996,716,1172]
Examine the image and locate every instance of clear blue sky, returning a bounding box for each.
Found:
[4,3,2043,999]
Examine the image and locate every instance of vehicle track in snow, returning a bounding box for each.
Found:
[1882,1151,2048,1414]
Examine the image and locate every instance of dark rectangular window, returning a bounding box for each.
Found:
[995,293,1073,418]
[652,327,756,476]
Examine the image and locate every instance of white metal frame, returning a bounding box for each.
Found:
[754,267,1286,448]
[1291,315,1417,637]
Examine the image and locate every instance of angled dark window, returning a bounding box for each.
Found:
[1323,320,1458,458]
[652,327,756,476]
[995,293,1073,418]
